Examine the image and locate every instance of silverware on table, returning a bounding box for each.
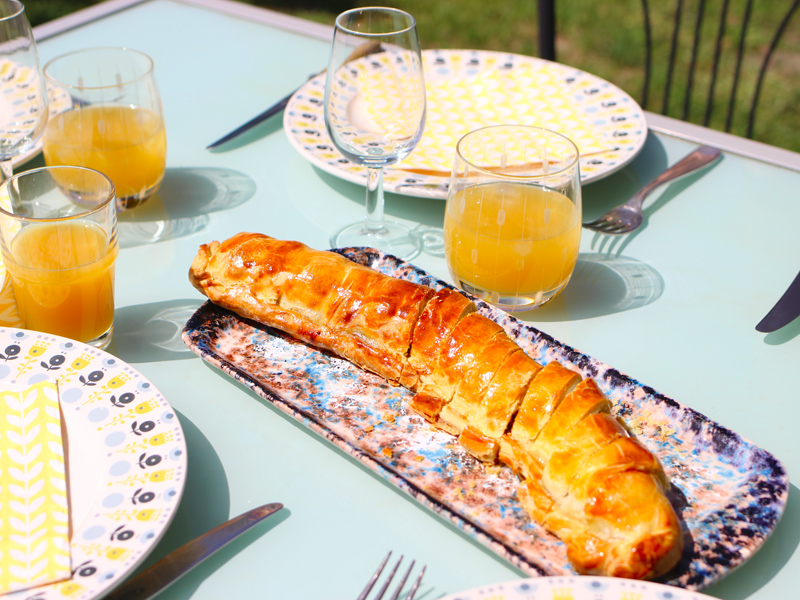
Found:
[356,551,426,600]
[103,502,284,600]
[756,269,800,332]
[582,145,722,235]
[207,41,383,149]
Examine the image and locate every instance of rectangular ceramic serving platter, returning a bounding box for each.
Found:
[181,247,789,590]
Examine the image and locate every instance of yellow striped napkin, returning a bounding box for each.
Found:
[0,379,72,594]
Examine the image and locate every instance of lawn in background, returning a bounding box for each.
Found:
[29,0,800,153]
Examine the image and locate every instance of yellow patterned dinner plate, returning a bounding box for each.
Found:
[0,328,187,600]
[284,49,648,199]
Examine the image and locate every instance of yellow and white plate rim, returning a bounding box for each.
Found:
[283,49,648,199]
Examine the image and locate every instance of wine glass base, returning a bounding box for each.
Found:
[331,220,422,260]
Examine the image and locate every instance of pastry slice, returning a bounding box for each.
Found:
[410,312,505,428]
[452,348,542,462]
[439,331,520,438]
[403,287,475,390]
[527,378,612,467]
[542,413,630,499]
[500,361,581,477]
[327,272,434,383]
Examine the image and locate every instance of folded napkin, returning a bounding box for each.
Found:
[396,59,612,175]
[0,379,71,594]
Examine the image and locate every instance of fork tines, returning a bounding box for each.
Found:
[357,551,426,600]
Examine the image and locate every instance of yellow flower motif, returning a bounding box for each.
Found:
[57,582,85,597]
[106,547,130,560]
[148,433,170,447]
[107,373,131,389]
[134,508,159,521]
[148,469,171,483]
[27,340,49,357]
[134,400,157,415]
[71,354,93,370]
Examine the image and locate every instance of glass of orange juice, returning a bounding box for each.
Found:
[42,47,166,210]
[0,166,119,348]
[444,125,581,311]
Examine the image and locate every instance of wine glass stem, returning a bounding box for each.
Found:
[365,167,386,234]
[0,160,12,182]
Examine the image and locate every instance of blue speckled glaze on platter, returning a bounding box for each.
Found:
[181,247,788,590]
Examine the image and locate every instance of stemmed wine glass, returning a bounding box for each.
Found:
[324,7,426,259]
[0,0,48,181]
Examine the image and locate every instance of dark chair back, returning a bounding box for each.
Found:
[538,0,799,139]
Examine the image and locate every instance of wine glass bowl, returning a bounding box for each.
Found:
[42,47,167,210]
[324,7,426,259]
[444,125,582,312]
[0,0,48,179]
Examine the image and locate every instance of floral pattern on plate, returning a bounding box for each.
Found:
[181,248,787,590]
[439,576,716,600]
[283,49,648,199]
[0,328,186,600]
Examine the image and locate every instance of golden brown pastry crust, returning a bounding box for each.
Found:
[189,232,432,383]
[189,233,683,581]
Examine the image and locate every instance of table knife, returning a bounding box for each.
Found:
[756,269,800,332]
[103,502,284,600]
[206,41,383,149]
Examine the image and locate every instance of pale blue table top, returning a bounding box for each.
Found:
[32,1,800,599]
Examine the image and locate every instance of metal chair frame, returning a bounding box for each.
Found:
[537,0,799,139]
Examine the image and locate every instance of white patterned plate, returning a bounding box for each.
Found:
[0,328,186,600]
[284,49,648,199]
[440,576,715,600]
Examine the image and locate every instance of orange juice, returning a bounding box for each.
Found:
[43,105,166,206]
[444,182,580,305]
[4,221,118,343]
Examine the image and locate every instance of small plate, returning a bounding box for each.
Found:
[182,247,787,590]
[284,49,648,199]
[1,328,187,600]
[440,576,717,600]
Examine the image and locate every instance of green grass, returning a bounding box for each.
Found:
[31,0,800,153]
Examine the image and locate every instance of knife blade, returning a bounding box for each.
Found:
[103,502,284,600]
[206,41,383,149]
[205,90,297,149]
[756,269,800,332]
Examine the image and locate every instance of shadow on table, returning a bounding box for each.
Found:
[118,167,256,248]
[110,299,205,363]
[313,167,446,227]
[513,252,665,323]
[120,409,288,600]
[760,317,800,345]
[703,482,800,599]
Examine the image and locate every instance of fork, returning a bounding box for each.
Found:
[356,552,426,600]
[582,145,722,235]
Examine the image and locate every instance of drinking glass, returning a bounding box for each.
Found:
[43,47,167,210]
[0,0,48,180]
[0,166,119,349]
[444,125,582,312]
[324,7,426,259]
